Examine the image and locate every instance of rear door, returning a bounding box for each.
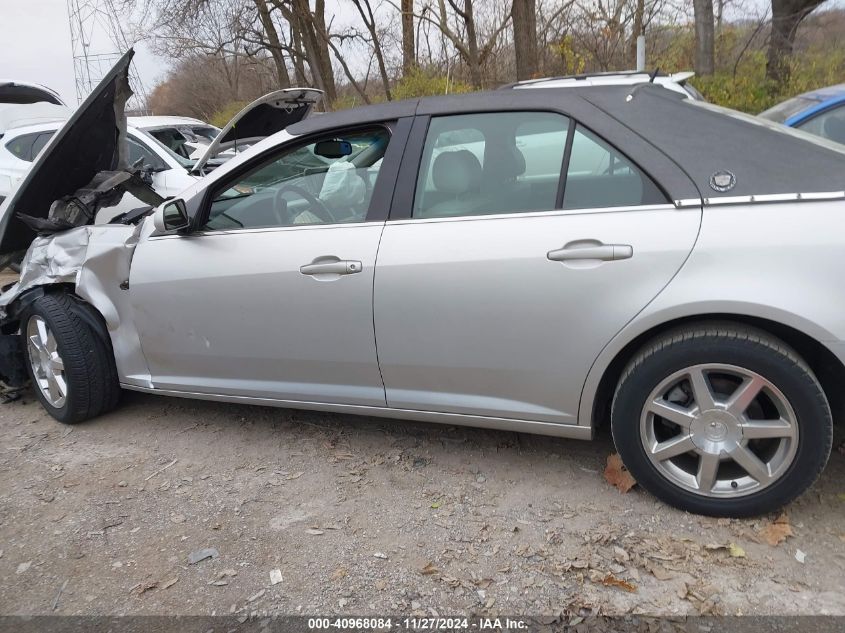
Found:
[373,111,701,424]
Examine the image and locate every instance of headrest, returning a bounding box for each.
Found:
[487,144,526,180]
[432,149,482,195]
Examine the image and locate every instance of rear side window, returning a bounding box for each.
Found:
[30,132,53,160]
[5,132,43,161]
[563,126,667,210]
[413,112,569,218]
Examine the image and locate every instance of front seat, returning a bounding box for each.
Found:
[419,149,483,218]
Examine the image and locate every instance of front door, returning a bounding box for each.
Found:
[374,112,701,424]
[129,122,405,406]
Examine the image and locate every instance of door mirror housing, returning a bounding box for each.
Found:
[154,199,191,233]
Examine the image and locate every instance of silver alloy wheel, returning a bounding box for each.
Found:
[26,315,68,408]
[640,363,798,498]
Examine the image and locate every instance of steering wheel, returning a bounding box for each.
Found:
[273,184,334,224]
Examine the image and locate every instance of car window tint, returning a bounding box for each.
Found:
[5,132,42,161]
[795,105,845,145]
[413,112,569,219]
[563,126,667,210]
[203,127,390,231]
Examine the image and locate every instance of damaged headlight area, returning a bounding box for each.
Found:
[16,169,163,235]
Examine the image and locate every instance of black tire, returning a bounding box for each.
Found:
[20,293,121,424]
[611,323,832,517]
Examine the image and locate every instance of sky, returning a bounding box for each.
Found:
[0,0,165,106]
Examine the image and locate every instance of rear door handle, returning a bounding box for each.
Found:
[300,260,363,275]
[547,244,633,262]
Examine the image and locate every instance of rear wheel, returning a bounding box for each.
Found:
[21,293,120,424]
[611,324,832,517]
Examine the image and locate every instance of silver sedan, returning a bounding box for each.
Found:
[0,51,842,518]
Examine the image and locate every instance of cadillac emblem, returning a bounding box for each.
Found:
[709,170,736,192]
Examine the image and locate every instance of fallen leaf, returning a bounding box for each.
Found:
[285,471,304,480]
[137,581,157,594]
[430,501,442,509]
[604,454,636,493]
[247,589,266,603]
[419,561,439,575]
[330,567,348,581]
[601,573,637,593]
[160,577,178,590]
[704,542,745,558]
[759,514,793,546]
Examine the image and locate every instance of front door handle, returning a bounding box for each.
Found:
[547,243,633,262]
[300,259,363,275]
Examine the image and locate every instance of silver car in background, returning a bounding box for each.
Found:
[0,51,842,518]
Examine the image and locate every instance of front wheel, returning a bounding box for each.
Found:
[611,324,832,517]
[21,293,121,424]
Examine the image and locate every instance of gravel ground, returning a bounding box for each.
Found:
[0,388,843,619]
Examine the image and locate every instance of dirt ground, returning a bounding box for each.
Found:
[0,387,843,619]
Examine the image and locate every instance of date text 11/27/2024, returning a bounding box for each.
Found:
[307,617,531,630]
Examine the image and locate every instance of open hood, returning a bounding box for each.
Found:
[191,88,322,175]
[0,50,160,256]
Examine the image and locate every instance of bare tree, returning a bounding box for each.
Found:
[767,0,828,82]
[393,0,512,87]
[252,0,292,88]
[694,0,715,75]
[512,0,538,80]
[402,0,416,73]
[350,0,393,99]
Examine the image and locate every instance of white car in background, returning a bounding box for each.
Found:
[0,113,197,210]
[129,116,222,160]
[505,70,705,101]
[0,80,65,106]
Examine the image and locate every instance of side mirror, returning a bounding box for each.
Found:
[153,199,191,233]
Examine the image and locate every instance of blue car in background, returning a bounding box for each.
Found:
[759,84,845,145]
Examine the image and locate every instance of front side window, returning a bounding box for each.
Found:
[127,137,167,171]
[795,104,845,145]
[203,127,390,231]
[414,112,569,218]
[563,126,667,209]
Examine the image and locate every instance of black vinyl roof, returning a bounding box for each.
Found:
[289,84,845,203]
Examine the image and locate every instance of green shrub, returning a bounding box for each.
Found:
[690,49,845,114]
[392,67,473,100]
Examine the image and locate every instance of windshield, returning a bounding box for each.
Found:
[759,96,818,123]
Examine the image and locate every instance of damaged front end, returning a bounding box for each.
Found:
[0,49,160,397]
